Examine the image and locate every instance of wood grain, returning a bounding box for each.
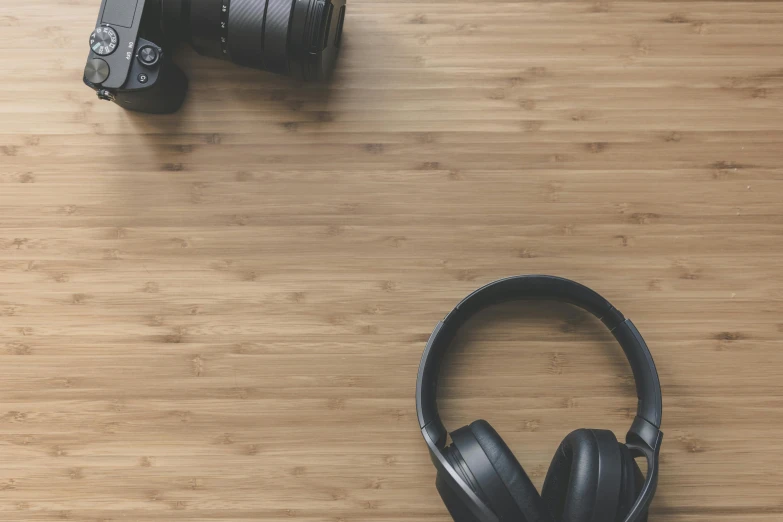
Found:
[1,0,783,520]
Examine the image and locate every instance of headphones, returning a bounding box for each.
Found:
[416,275,663,522]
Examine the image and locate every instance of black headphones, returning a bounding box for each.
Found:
[416,275,663,522]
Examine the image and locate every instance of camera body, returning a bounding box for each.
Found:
[83,0,188,113]
[83,0,347,114]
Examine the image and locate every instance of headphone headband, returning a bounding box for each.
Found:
[415,276,663,522]
[416,275,663,446]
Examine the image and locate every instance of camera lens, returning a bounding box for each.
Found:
[160,0,345,81]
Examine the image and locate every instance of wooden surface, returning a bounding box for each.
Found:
[1,0,783,520]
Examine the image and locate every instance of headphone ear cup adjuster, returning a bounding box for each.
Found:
[444,444,488,504]
[617,443,649,522]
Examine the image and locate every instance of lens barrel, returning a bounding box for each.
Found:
[161,0,345,80]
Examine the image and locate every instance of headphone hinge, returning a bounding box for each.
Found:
[627,415,662,454]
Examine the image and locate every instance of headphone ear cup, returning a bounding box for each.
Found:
[453,420,551,522]
[435,469,482,522]
[617,443,649,522]
[541,429,622,522]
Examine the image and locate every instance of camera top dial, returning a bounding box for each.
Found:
[89,26,119,56]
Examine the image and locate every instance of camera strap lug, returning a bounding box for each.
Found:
[97,89,116,102]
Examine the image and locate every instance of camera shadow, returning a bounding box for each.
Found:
[125,42,342,148]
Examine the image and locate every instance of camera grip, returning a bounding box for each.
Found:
[113,57,189,114]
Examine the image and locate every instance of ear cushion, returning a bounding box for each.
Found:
[468,420,552,522]
[617,444,648,522]
[541,429,621,522]
[435,471,482,522]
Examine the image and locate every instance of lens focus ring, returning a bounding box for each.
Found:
[228,0,268,69]
[264,0,293,74]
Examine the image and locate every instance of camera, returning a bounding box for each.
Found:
[83,0,347,113]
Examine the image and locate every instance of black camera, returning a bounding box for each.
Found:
[83,0,347,113]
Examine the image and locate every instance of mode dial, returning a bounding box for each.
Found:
[90,26,119,56]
